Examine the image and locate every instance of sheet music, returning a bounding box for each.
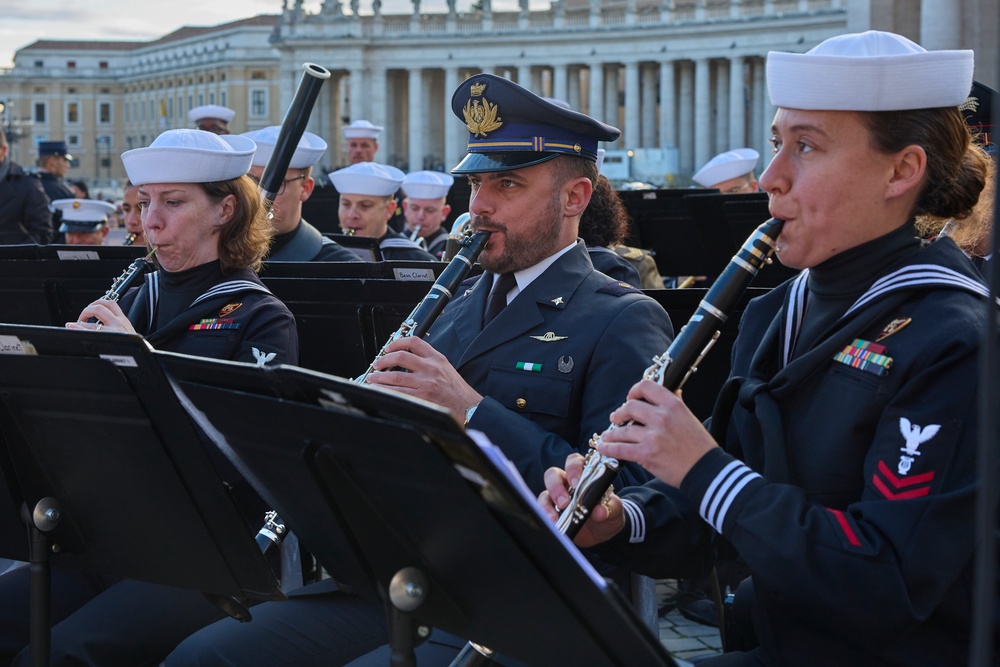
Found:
[461,429,608,592]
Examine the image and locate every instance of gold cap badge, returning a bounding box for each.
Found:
[463,82,503,138]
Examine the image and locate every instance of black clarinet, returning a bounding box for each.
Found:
[354,230,491,383]
[556,218,784,538]
[123,232,138,246]
[85,248,156,324]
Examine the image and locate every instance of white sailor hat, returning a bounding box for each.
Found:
[692,148,760,188]
[767,30,974,111]
[241,126,328,169]
[402,171,455,200]
[342,120,383,140]
[121,129,256,186]
[53,198,115,233]
[188,104,236,124]
[328,162,404,196]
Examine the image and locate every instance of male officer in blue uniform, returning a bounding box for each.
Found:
[241,126,360,262]
[37,140,76,242]
[164,73,678,667]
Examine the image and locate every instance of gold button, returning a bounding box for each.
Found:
[516,398,527,409]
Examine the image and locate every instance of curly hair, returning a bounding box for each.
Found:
[578,174,630,247]
[200,175,273,273]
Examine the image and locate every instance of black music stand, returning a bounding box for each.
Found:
[0,324,282,666]
[157,352,680,667]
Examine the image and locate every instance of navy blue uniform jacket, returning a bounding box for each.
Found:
[426,240,673,493]
[118,267,299,367]
[608,237,997,666]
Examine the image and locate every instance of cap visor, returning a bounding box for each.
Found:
[451,151,560,174]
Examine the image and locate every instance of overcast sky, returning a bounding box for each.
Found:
[0,0,520,68]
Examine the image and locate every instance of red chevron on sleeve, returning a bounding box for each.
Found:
[872,460,935,500]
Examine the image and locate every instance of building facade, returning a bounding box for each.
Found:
[0,0,995,189]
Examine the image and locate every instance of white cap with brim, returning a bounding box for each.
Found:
[328,162,404,196]
[53,198,115,232]
[343,120,383,139]
[242,126,328,169]
[692,148,760,187]
[402,171,455,200]
[188,104,236,124]
[122,129,256,186]
[767,30,974,111]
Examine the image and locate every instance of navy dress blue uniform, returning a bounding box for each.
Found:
[587,245,643,286]
[0,266,298,667]
[378,227,436,261]
[424,226,449,259]
[266,218,360,262]
[599,232,996,666]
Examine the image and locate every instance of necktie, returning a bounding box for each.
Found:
[483,272,516,327]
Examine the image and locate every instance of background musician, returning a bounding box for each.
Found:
[342,119,382,165]
[241,125,360,262]
[120,180,145,246]
[165,73,677,667]
[401,170,453,259]
[52,198,113,245]
[0,128,299,667]
[542,31,995,666]
[329,161,436,261]
[188,104,235,135]
[691,147,760,193]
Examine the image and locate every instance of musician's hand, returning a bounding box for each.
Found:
[66,299,138,335]
[365,336,483,423]
[597,379,717,488]
[540,454,626,548]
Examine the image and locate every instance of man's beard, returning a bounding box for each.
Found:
[475,192,564,274]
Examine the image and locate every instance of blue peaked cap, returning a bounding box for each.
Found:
[450,73,621,174]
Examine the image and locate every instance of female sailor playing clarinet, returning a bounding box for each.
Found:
[543,31,996,666]
[67,129,298,365]
[0,129,299,667]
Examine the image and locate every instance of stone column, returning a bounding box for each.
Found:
[553,64,569,103]
[728,56,745,149]
[715,59,729,152]
[444,67,463,172]
[641,64,657,147]
[408,68,424,171]
[920,0,962,49]
[605,65,620,144]
[624,61,640,148]
[370,67,388,163]
[678,61,694,173]
[517,64,532,88]
[659,60,676,149]
[693,57,711,172]
[589,62,604,122]
[568,67,582,110]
